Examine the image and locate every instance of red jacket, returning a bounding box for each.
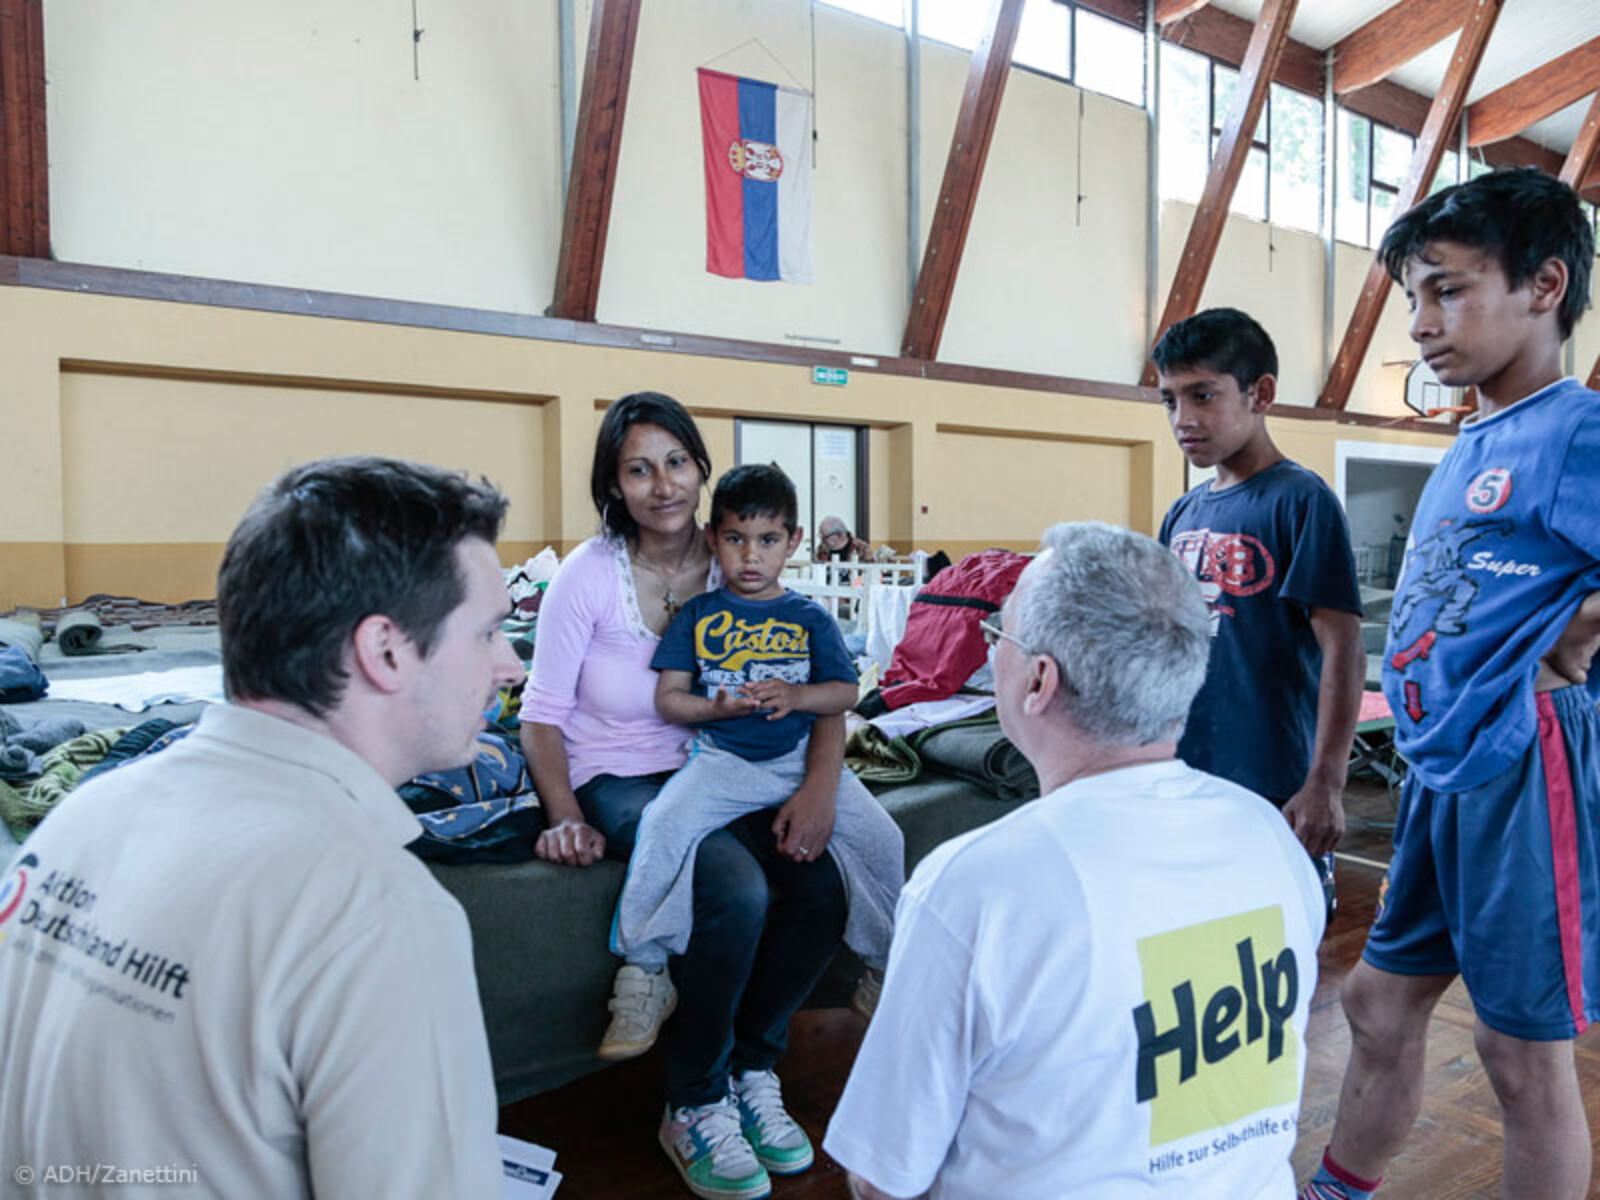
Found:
[878,549,1031,710]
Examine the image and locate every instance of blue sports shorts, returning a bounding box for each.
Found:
[1363,685,1600,1040]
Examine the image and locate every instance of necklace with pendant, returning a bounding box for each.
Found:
[634,540,696,622]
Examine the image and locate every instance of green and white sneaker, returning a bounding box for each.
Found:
[730,1069,814,1175]
[658,1097,771,1200]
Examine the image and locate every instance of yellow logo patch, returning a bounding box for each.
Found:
[693,610,810,673]
[1132,905,1301,1146]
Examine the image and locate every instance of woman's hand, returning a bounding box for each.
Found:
[535,818,607,867]
[771,781,837,863]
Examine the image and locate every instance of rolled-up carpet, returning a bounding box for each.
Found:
[0,613,44,662]
[54,609,144,656]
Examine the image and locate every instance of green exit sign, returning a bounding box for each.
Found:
[812,366,849,387]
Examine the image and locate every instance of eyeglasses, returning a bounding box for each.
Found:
[978,616,1036,655]
[822,529,850,542]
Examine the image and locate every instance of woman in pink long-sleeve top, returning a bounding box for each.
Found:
[519,392,846,1199]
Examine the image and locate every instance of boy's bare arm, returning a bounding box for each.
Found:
[654,668,756,725]
[1282,608,1364,857]
[1536,591,1600,691]
[741,678,857,721]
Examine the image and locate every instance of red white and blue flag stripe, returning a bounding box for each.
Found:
[697,68,813,284]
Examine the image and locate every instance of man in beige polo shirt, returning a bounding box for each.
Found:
[0,456,524,1198]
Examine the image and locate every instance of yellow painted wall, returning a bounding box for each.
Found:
[58,371,547,544]
[0,285,1458,610]
[932,430,1133,554]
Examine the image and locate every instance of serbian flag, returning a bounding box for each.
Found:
[697,68,814,284]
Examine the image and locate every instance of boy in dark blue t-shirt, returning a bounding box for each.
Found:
[1155,307,1366,910]
[1303,171,1600,1200]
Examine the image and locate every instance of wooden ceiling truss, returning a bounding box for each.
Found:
[549,0,642,322]
[1318,0,1504,411]
[0,0,47,259]
[1141,0,1299,386]
[900,0,1026,361]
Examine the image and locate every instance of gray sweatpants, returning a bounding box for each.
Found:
[612,734,904,969]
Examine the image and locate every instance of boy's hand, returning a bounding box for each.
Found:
[772,779,837,863]
[708,685,758,721]
[1282,781,1344,857]
[743,678,798,720]
[1536,591,1600,691]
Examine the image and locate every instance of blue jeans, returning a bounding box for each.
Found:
[576,770,848,1107]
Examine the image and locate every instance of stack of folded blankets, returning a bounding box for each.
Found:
[847,712,1038,805]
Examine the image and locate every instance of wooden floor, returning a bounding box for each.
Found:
[500,780,1600,1199]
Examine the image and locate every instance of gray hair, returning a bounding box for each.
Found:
[1012,522,1210,746]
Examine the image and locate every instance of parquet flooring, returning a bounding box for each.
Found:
[500,780,1600,1198]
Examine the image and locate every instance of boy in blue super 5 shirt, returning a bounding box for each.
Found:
[1305,170,1600,1200]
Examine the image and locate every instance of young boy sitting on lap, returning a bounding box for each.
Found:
[601,464,904,1189]
[1303,168,1600,1200]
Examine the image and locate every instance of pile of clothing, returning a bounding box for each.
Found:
[0,712,133,839]
[0,613,48,701]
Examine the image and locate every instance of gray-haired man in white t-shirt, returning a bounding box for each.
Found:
[826,521,1325,1200]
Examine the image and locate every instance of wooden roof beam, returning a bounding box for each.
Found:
[1466,36,1600,148]
[1141,0,1298,387]
[549,0,642,322]
[1559,93,1600,190]
[1076,0,1145,27]
[901,0,1026,361]
[1480,135,1563,175]
[1161,4,1322,96]
[1332,0,1471,96]
[1155,0,1213,25]
[1320,0,1504,411]
[0,0,47,259]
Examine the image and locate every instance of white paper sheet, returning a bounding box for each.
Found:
[500,1134,561,1198]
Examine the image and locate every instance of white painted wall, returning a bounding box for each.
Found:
[599,1,908,353]
[43,0,1527,414]
[1343,458,1433,576]
[1569,273,1600,385]
[1330,241,1424,418]
[936,56,1150,381]
[47,0,564,314]
[1157,201,1324,408]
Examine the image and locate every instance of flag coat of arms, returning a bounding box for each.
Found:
[697,68,814,284]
